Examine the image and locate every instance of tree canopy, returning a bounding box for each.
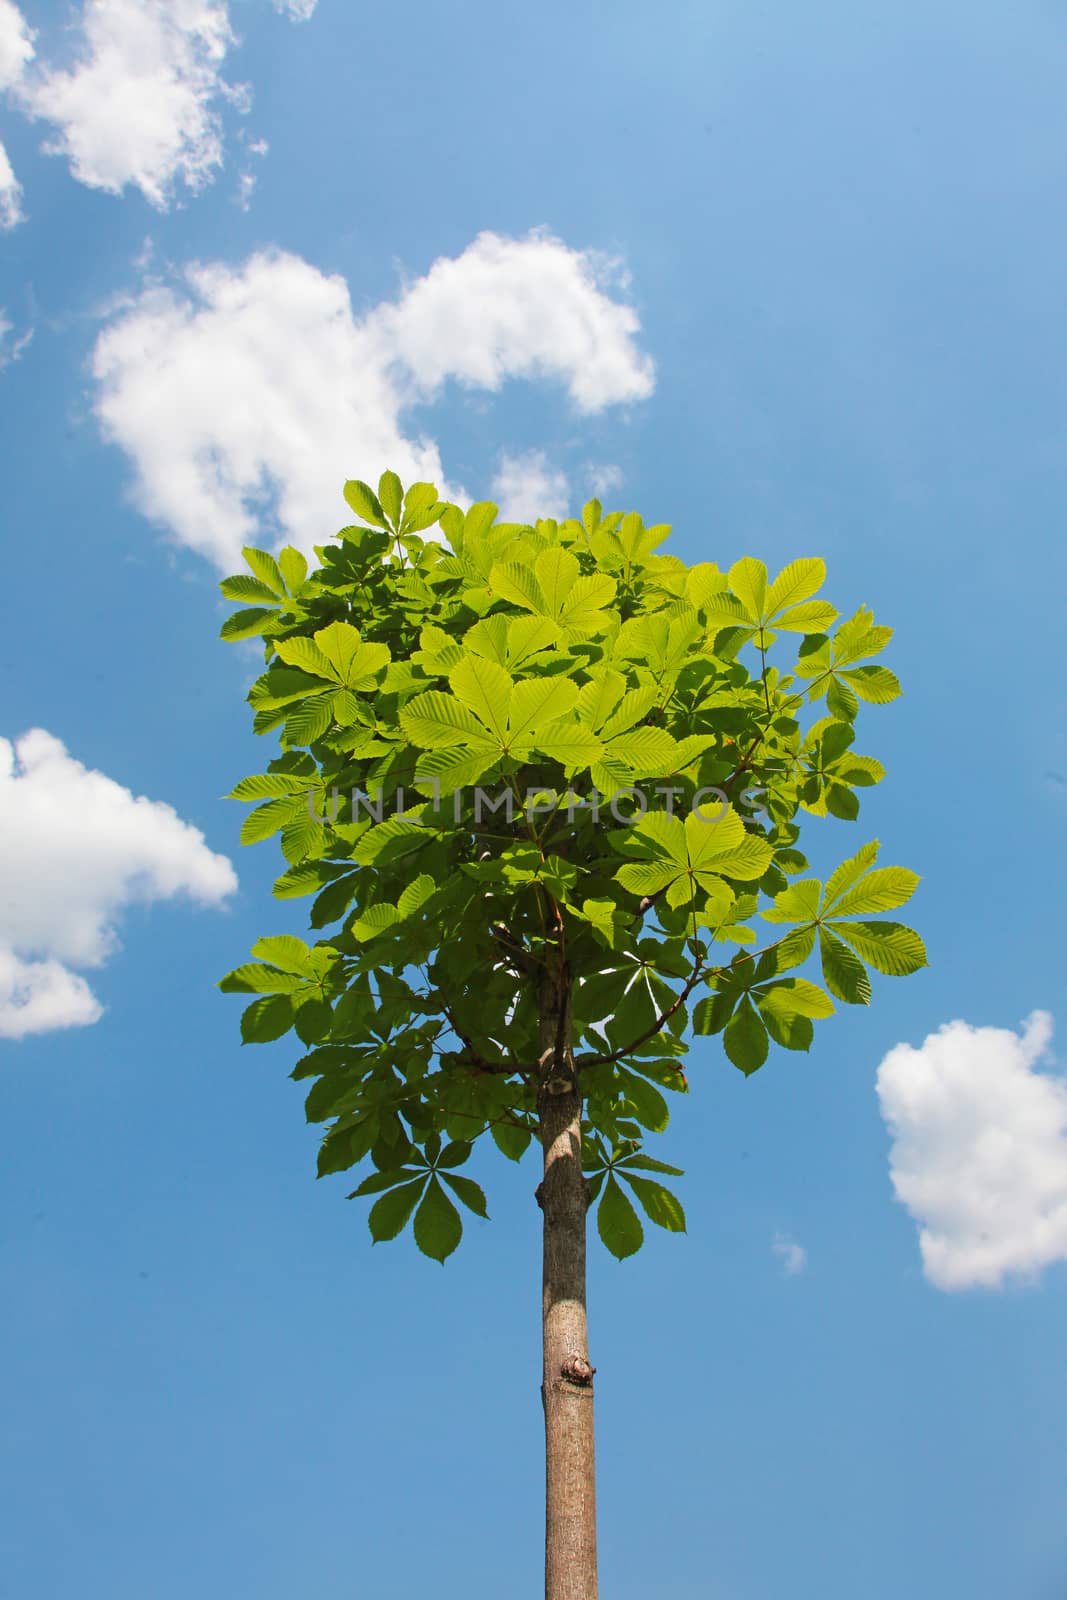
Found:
[218,472,924,1262]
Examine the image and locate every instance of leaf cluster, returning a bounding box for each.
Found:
[218,472,925,1259]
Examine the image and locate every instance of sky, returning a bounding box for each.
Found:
[1,1,1066,1595]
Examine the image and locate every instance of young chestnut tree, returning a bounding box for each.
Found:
[218,473,924,1600]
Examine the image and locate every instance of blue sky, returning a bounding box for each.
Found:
[2,1,1066,1596]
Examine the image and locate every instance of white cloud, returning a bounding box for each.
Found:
[375,229,655,414]
[8,0,308,211]
[0,0,34,89]
[0,139,21,226]
[877,1011,1067,1290]
[17,0,236,206]
[91,230,655,571]
[0,950,102,1038]
[0,728,237,1040]
[772,1233,807,1276]
[491,449,569,524]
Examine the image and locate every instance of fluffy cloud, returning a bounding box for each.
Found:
[92,230,655,570]
[5,0,310,211]
[374,230,654,414]
[0,728,237,1040]
[772,1233,807,1276]
[491,449,570,524]
[877,1011,1067,1290]
[16,0,236,206]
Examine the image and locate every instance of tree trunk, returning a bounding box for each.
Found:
[538,964,598,1600]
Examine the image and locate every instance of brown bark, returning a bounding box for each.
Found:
[538,963,598,1600]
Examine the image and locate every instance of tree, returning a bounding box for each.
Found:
[217,472,925,1600]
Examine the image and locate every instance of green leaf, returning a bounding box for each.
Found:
[227,773,313,801]
[823,841,880,908]
[728,556,767,620]
[824,782,860,821]
[275,635,335,680]
[620,1174,686,1232]
[243,547,286,597]
[278,546,308,592]
[766,558,826,618]
[219,575,283,605]
[344,479,390,528]
[240,994,296,1043]
[830,920,928,976]
[352,1167,424,1197]
[616,1153,685,1177]
[723,996,769,1075]
[250,934,313,974]
[220,607,278,641]
[368,1178,427,1242]
[761,879,822,926]
[841,665,901,704]
[351,903,401,941]
[449,656,512,741]
[819,928,872,1004]
[829,867,920,917]
[773,600,839,633]
[400,691,488,748]
[378,469,403,528]
[616,1068,670,1132]
[219,963,307,994]
[597,1174,644,1260]
[534,719,603,772]
[440,1173,490,1218]
[414,1176,464,1262]
[762,977,835,1019]
[491,1123,532,1162]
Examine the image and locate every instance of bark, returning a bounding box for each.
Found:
[538,963,598,1600]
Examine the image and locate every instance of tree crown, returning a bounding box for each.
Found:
[218,471,925,1260]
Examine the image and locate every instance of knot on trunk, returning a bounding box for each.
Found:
[542,1075,574,1096]
[560,1353,596,1386]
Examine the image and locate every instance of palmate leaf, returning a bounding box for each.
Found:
[828,867,919,917]
[723,996,769,1075]
[819,928,872,1005]
[219,574,283,605]
[617,1172,686,1232]
[414,1177,464,1262]
[766,557,826,618]
[243,547,287,597]
[220,606,278,641]
[240,994,297,1043]
[830,920,927,976]
[343,478,390,529]
[728,557,766,620]
[368,1179,427,1242]
[400,691,487,748]
[440,1172,490,1218]
[597,1175,644,1260]
[227,772,315,801]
